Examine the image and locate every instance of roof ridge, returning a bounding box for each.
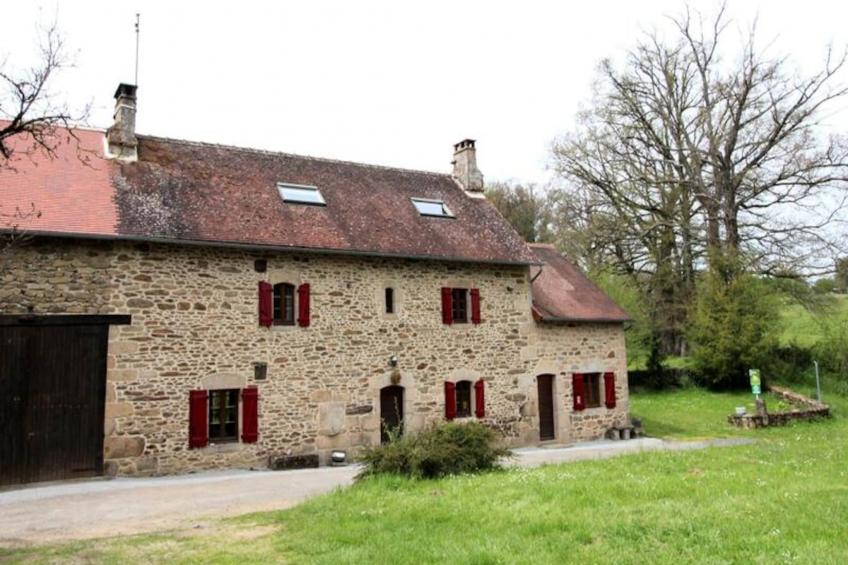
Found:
[137,133,455,178]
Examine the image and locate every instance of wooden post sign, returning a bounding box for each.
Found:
[749,369,762,397]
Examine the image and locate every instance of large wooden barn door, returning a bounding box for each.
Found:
[0,316,123,487]
[537,374,555,441]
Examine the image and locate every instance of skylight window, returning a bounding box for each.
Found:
[278,183,326,206]
[412,198,453,218]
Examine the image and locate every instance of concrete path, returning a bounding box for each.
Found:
[0,437,753,546]
[509,437,753,468]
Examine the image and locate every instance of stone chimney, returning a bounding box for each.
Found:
[452,138,484,193]
[106,83,138,161]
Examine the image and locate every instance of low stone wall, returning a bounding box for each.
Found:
[728,385,830,429]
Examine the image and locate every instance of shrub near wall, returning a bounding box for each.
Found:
[358,422,511,479]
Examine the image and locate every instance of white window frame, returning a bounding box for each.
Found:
[278,182,326,206]
[411,197,454,218]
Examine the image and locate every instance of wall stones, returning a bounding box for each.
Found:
[1,237,631,476]
[104,436,145,459]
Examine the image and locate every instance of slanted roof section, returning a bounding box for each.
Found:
[1,126,118,236]
[529,244,630,323]
[0,124,538,265]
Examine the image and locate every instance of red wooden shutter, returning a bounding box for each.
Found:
[470,288,481,324]
[297,283,311,327]
[572,373,586,412]
[258,281,273,327]
[474,379,485,418]
[241,387,259,443]
[604,372,616,409]
[188,389,208,449]
[444,381,456,420]
[441,287,453,325]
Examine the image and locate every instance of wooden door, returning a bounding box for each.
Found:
[0,323,109,486]
[379,385,404,444]
[537,374,555,441]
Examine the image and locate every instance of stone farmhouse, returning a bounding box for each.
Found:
[0,84,630,486]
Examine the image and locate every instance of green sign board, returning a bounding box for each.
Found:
[749,369,761,396]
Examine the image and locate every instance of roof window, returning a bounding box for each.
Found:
[278,183,326,206]
[412,198,453,218]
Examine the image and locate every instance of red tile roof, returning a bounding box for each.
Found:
[1,126,118,236]
[1,124,537,265]
[529,244,630,323]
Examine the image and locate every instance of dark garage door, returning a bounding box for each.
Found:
[0,315,128,487]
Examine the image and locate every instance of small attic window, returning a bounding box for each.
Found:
[278,183,326,206]
[412,198,453,218]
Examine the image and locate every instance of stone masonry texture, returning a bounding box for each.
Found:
[0,238,629,476]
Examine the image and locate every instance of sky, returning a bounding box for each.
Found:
[3,0,848,185]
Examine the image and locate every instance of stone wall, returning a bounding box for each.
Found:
[0,239,113,314]
[522,322,630,443]
[728,385,830,429]
[1,238,630,476]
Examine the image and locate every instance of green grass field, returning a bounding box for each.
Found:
[780,294,848,348]
[4,383,847,564]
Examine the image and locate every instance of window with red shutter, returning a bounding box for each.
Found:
[584,373,602,408]
[208,389,239,442]
[474,379,485,418]
[272,283,296,325]
[241,387,259,443]
[444,381,456,420]
[258,281,273,327]
[451,288,468,323]
[572,373,586,412]
[470,288,481,324]
[297,283,311,327]
[455,381,472,417]
[604,372,616,409]
[188,390,209,448]
[441,287,453,325]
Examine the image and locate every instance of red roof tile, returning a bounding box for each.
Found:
[529,244,630,323]
[0,124,538,265]
[1,126,118,236]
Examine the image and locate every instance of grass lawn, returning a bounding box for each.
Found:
[4,384,848,564]
[629,388,784,440]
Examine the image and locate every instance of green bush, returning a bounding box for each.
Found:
[814,311,848,377]
[688,263,781,389]
[358,421,511,479]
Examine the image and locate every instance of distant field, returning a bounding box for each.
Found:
[780,294,848,348]
[628,294,848,370]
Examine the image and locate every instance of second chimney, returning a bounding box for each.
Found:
[107,83,138,161]
[452,138,484,193]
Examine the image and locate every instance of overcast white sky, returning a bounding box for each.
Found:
[3,1,848,185]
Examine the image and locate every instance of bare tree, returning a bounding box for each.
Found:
[1,19,87,263]
[0,20,88,166]
[551,3,848,354]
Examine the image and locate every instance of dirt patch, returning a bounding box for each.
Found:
[174,522,280,541]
